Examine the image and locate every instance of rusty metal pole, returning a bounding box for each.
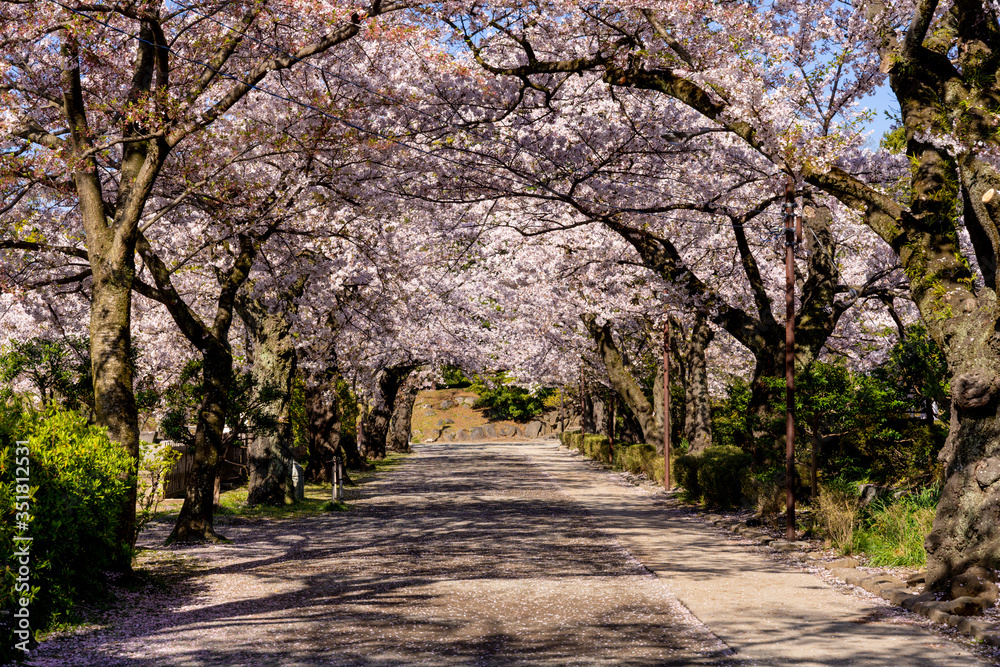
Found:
[663,318,671,491]
[608,392,615,464]
[784,176,797,541]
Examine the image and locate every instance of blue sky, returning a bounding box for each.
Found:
[860,83,901,148]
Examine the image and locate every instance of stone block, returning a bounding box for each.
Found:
[899,591,937,612]
[943,596,988,616]
[828,567,856,582]
[291,461,305,501]
[524,420,544,438]
[843,570,867,587]
[469,427,485,440]
[861,576,906,596]
[924,604,953,624]
[981,632,1000,646]
[905,570,926,587]
[883,587,913,605]
[824,557,860,570]
[769,540,810,552]
[957,617,994,639]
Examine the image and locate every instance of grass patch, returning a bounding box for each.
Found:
[214,453,408,519]
[854,489,938,566]
[816,482,938,566]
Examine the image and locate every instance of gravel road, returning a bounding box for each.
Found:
[30,441,732,666]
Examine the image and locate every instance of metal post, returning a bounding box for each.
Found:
[332,456,340,502]
[559,387,565,434]
[784,176,797,541]
[663,318,671,491]
[608,392,615,464]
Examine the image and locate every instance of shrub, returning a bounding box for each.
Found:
[562,430,584,451]
[816,481,860,554]
[1,403,134,659]
[135,442,181,541]
[674,445,750,507]
[674,453,702,501]
[582,434,610,461]
[697,445,750,507]
[470,372,553,422]
[743,467,785,527]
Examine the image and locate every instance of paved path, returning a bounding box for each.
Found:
[32,440,988,666]
[509,441,986,667]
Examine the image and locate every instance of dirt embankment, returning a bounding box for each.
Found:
[409,388,567,443]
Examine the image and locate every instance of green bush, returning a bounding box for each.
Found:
[563,430,584,451]
[674,445,750,507]
[698,445,750,507]
[674,453,702,501]
[582,434,610,461]
[470,372,553,422]
[612,443,665,485]
[1,403,134,659]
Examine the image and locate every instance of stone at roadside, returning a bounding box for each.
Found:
[483,424,497,439]
[861,575,906,596]
[883,587,914,606]
[858,483,888,507]
[951,565,999,606]
[525,421,544,438]
[823,557,859,570]
[423,409,436,416]
[900,592,938,612]
[461,397,476,406]
[944,596,989,616]
[439,399,455,410]
[843,570,867,587]
[469,427,485,440]
[291,461,305,501]
[958,617,996,640]
[769,540,809,552]
[828,567,858,583]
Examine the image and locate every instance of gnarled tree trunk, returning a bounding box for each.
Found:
[582,314,664,450]
[359,363,418,460]
[388,375,419,452]
[238,290,300,507]
[168,346,232,543]
[681,311,714,454]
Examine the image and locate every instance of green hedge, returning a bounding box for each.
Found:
[675,453,702,501]
[561,430,583,450]
[1,403,133,660]
[612,443,665,485]
[675,445,751,508]
[582,434,610,461]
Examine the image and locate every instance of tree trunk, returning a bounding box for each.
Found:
[582,314,664,449]
[305,380,340,483]
[359,364,417,460]
[167,347,231,543]
[388,376,419,452]
[88,270,140,566]
[238,297,298,507]
[682,312,714,454]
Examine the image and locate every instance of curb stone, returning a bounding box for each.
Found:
[696,509,1000,645]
